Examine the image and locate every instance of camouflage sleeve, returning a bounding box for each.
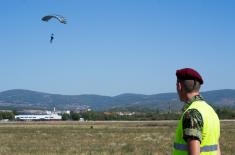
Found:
[182,109,203,143]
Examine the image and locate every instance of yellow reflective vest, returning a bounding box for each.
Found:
[173,100,220,155]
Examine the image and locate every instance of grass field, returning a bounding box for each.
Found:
[0,120,234,155]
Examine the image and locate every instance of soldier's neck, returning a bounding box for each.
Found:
[185,92,200,102]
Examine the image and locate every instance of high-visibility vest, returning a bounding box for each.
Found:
[173,100,220,155]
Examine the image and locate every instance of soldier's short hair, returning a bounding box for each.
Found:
[181,80,201,93]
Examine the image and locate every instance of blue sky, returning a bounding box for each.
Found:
[1,0,235,96]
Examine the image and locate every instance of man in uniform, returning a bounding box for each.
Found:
[50,33,54,43]
[173,68,221,155]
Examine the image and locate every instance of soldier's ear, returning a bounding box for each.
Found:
[177,81,183,92]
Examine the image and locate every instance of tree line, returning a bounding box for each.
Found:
[62,111,181,121]
[216,108,235,119]
[0,111,15,120]
[62,108,235,121]
[0,107,235,121]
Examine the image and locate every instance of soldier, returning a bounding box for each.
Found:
[50,33,54,43]
[173,68,221,155]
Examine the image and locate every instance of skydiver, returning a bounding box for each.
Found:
[50,33,54,43]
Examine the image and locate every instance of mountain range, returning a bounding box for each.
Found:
[0,89,235,111]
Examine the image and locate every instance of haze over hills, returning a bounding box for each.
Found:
[0,89,235,111]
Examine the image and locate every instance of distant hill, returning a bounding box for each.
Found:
[0,89,235,111]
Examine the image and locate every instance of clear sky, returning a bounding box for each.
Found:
[1,0,235,96]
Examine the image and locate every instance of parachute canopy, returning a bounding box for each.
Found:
[41,15,67,24]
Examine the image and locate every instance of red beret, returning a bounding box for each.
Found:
[176,68,203,84]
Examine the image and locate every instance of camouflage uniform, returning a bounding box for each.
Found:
[182,95,204,142]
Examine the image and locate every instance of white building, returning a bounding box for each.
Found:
[117,112,135,116]
[79,118,84,122]
[15,114,62,121]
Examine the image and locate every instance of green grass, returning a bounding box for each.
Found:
[0,120,233,155]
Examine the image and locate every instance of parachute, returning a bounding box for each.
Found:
[41,14,67,43]
[41,14,67,24]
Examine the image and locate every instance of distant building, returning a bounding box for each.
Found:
[65,110,70,114]
[79,118,84,122]
[73,105,91,113]
[15,107,63,121]
[15,113,62,121]
[116,112,135,116]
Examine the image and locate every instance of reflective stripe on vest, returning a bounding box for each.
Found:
[174,143,217,152]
